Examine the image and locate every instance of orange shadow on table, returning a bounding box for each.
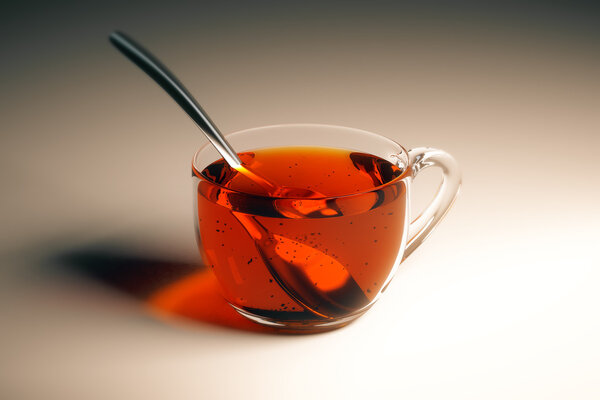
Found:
[147,268,276,333]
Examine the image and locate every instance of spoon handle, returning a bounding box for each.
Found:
[109,31,242,168]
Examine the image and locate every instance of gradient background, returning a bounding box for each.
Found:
[1,1,599,399]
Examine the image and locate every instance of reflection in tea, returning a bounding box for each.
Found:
[193,147,407,323]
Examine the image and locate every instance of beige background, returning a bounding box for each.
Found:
[1,2,599,399]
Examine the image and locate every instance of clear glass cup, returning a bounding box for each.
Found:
[192,124,461,332]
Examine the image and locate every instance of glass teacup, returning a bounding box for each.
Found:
[192,124,460,332]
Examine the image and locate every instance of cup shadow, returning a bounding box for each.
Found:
[55,244,276,334]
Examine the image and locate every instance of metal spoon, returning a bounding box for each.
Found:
[109,31,367,319]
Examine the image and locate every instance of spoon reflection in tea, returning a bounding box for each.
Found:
[109,31,369,319]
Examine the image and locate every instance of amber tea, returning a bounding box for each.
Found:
[193,146,409,324]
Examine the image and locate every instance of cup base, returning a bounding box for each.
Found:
[230,304,370,334]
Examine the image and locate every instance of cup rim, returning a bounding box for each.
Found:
[192,123,410,201]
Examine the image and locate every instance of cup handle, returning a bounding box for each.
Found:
[403,147,461,260]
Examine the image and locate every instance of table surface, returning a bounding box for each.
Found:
[1,3,599,399]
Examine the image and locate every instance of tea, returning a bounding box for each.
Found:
[193,147,407,323]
